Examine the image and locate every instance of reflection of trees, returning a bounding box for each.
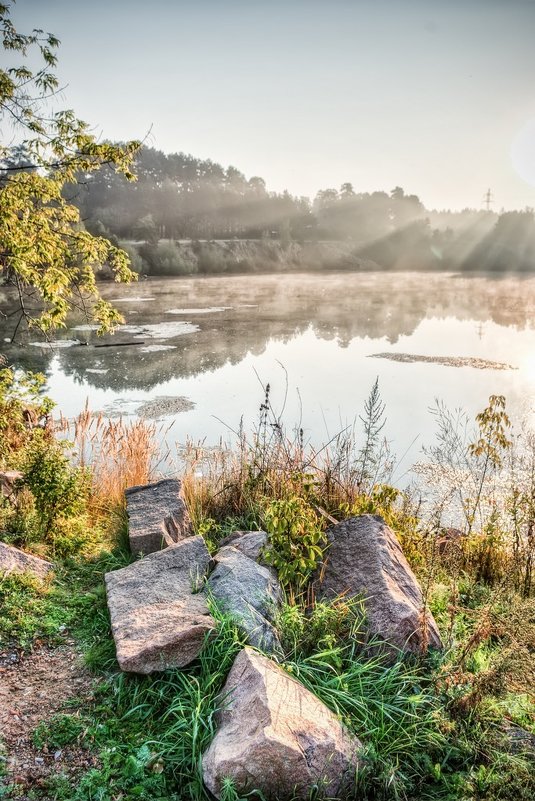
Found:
[1,273,534,392]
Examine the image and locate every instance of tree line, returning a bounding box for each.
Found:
[2,141,535,281]
[58,146,535,274]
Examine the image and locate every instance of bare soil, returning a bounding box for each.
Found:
[0,642,99,798]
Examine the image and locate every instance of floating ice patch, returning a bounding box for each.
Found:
[369,353,517,370]
[118,321,199,340]
[139,344,177,353]
[29,339,81,349]
[165,306,231,314]
[113,296,156,303]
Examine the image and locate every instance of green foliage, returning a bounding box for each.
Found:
[356,376,387,487]
[277,596,366,665]
[0,571,54,647]
[0,3,140,335]
[0,364,53,465]
[2,387,535,801]
[33,712,91,750]
[341,484,424,568]
[263,495,325,594]
[0,543,131,650]
[286,642,450,799]
[22,435,89,537]
[151,240,192,275]
[468,394,512,467]
[118,240,147,274]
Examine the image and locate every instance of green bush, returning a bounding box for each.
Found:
[0,365,54,466]
[152,240,195,275]
[263,495,325,594]
[118,241,147,274]
[22,435,89,538]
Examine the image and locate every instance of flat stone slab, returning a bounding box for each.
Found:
[203,648,362,800]
[315,514,442,657]
[105,536,215,674]
[0,542,53,580]
[205,545,281,653]
[125,478,192,556]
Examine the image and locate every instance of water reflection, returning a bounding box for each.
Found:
[1,272,534,394]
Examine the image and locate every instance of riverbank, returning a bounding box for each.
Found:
[0,370,534,800]
[114,238,380,277]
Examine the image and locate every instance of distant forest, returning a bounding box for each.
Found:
[4,145,534,276]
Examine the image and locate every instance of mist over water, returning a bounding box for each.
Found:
[2,271,534,479]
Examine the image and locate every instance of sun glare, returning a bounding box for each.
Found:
[520,351,535,384]
[511,118,535,188]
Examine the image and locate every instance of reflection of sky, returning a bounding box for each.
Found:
[46,312,535,481]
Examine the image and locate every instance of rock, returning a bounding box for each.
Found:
[502,722,535,758]
[206,546,281,652]
[218,530,268,561]
[437,527,464,556]
[125,478,192,556]
[0,470,23,498]
[0,541,53,580]
[105,535,215,673]
[202,647,362,800]
[315,514,442,656]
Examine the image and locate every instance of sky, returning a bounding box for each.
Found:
[8,0,535,210]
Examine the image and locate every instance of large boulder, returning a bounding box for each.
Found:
[125,478,192,556]
[0,541,53,580]
[205,545,281,653]
[218,529,268,561]
[315,514,442,656]
[203,648,362,800]
[105,535,215,673]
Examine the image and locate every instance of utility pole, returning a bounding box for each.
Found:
[482,188,494,212]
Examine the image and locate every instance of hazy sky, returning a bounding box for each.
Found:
[9,0,535,210]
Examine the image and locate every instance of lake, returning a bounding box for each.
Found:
[2,271,535,480]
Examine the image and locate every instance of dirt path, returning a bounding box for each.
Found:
[0,642,99,798]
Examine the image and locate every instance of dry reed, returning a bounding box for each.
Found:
[58,403,171,511]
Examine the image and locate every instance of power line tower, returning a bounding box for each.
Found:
[482,188,494,212]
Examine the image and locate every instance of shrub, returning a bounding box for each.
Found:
[0,364,54,467]
[22,435,89,538]
[263,495,325,595]
[141,240,195,275]
[118,241,147,274]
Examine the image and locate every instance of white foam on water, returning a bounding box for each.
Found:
[165,306,231,314]
[113,296,156,302]
[29,340,81,349]
[119,321,199,339]
[139,344,177,353]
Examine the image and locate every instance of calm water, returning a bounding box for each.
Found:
[2,272,535,478]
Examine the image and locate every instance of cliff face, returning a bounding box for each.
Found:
[125,238,379,276]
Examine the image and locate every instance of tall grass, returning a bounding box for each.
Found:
[58,405,169,510]
[2,377,535,800]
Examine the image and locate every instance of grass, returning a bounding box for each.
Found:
[2,554,533,800]
[1,377,535,800]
